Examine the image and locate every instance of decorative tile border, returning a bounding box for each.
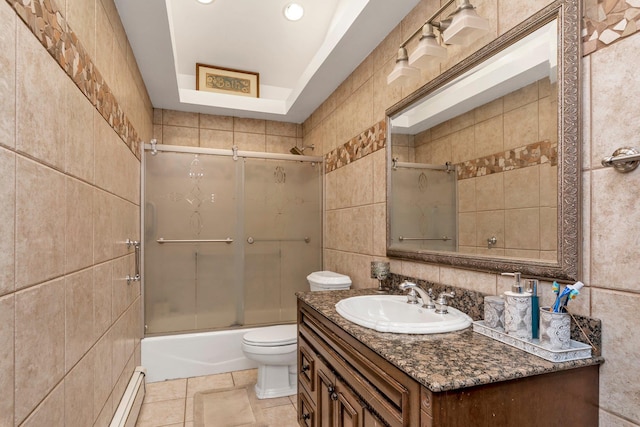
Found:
[6,0,142,159]
[583,0,640,55]
[324,120,386,173]
[456,140,557,180]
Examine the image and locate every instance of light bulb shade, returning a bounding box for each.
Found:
[442,7,489,45]
[387,48,420,86]
[408,36,447,68]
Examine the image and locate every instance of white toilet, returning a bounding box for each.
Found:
[241,271,352,399]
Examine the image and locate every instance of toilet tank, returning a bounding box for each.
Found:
[307,271,352,291]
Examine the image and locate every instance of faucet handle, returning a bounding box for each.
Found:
[406,289,419,304]
[437,291,455,301]
[435,291,455,314]
[399,280,416,290]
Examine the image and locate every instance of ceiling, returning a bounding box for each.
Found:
[114,0,421,123]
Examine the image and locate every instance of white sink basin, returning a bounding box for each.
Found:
[335,295,472,334]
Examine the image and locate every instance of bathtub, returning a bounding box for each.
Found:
[142,327,264,383]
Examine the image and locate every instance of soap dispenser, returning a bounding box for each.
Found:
[502,272,533,341]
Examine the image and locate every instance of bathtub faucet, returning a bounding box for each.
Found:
[398,281,435,309]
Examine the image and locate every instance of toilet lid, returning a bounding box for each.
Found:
[307,271,352,286]
[243,325,297,346]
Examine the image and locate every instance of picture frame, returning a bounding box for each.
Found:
[196,63,260,98]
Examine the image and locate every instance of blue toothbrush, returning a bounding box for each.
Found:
[552,282,583,312]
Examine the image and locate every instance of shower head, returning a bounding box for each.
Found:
[290,144,315,155]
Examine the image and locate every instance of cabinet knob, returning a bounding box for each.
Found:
[301,364,310,373]
[327,386,339,401]
[302,413,311,420]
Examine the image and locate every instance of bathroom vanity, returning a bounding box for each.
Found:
[296,289,601,427]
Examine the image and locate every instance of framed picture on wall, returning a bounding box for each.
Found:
[196,63,260,98]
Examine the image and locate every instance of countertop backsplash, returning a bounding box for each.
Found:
[383,273,602,357]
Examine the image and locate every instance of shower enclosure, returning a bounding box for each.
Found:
[389,161,458,252]
[143,145,322,336]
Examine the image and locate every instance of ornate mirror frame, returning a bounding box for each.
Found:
[385,0,581,280]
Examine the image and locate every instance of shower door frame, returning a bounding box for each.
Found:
[140,143,324,337]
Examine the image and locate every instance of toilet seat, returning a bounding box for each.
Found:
[242,324,297,347]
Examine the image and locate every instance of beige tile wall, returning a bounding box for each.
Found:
[305,0,640,425]
[153,109,304,154]
[0,0,150,425]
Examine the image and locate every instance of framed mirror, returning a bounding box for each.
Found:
[386,0,580,280]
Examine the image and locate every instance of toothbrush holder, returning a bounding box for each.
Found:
[504,291,532,341]
[539,307,571,350]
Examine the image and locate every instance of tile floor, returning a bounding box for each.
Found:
[135,369,298,427]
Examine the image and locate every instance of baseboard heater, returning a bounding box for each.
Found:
[110,366,146,427]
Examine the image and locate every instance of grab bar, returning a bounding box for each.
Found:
[156,237,233,244]
[126,239,141,284]
[399,236,451,242]
[246,236,310,244]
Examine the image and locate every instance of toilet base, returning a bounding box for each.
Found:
[254,363,297,399]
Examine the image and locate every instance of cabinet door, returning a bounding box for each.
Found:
[334,378,362,427]
[299,338,316,394]
[316,358,336,427]
[334,378,388,427]
[363,407,385,427]
[298,389,315,427]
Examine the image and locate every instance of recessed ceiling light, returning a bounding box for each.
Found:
[196,0,214,4]
[283,3,304,21]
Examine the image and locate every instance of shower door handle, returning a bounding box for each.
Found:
[126,239,141,284]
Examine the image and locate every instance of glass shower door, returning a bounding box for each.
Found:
[243,158,322,325]
[144,152,240,334]
[390,164,458,252]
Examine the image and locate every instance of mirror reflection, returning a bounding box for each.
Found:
[389,19,559,262]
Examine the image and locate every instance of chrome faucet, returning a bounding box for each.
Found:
[398,281,435,309]
[434,291,455,314]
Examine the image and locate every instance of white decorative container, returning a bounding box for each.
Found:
[483,296,505,331]
[504,291,532,341]
[539,307,571,350]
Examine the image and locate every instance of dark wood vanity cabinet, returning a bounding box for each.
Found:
[297,299,599,427]
[420,367,599,427]
[298,302,421,427]
[300,340,381,427]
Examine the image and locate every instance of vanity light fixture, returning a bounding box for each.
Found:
[387,47,421,87]
[387,0,489,86]
[196,0,215,4]
[443,0,490,45]
[283,3,304,21]
[408,24,447,68]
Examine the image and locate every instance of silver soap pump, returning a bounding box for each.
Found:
[501,272,524,293]
[501,271,533,340]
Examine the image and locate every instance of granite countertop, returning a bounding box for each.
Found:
[297,288,604,393]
